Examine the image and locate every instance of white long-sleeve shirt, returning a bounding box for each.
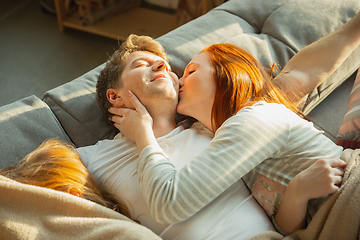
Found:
[137,101,343,225]
[78,120,274,240]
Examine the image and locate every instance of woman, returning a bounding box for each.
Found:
[114,43,347,234]
[0,138,132,221]
[111,11,360,235]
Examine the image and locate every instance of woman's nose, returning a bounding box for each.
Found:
[179,77,184,86]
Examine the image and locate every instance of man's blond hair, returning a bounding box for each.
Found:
[96,34,168,123]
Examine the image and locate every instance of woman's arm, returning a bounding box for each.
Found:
[274,158,347,234]
[273,11,360,106]
[115,97,290,224]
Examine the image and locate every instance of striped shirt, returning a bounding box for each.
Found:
[137,101,343,224]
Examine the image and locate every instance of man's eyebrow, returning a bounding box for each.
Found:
[128,57,148,69]
[130,56,171,70]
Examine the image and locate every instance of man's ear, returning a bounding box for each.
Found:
[107,89,125,107]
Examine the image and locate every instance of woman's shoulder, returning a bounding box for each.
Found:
[233,101,292,120]
[217,102,292,133]
[241,101,287,112]
[213,102,294,145]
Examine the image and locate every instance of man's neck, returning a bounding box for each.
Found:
[146,100,178,138]
[151,116,177,138]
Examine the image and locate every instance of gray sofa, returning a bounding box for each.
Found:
[1,0,360,188]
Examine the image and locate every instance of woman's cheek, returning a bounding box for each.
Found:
[176,99,188,115]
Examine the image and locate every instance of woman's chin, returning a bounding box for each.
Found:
[176,103,186,116]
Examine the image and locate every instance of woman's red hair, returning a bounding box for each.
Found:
[201,44,300,131]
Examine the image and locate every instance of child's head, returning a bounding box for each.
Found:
[0,139,130,219]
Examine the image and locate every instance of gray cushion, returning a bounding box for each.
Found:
[0,95,70,169]
[157,0,360,115]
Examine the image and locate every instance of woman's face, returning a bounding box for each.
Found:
[177,52,216,127]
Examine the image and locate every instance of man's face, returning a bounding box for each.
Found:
[114,51,179,109]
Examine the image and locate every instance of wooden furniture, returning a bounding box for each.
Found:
[54,0,178,41]
[53,0,226,41]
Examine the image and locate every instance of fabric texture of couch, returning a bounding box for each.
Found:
[1,0,360,239]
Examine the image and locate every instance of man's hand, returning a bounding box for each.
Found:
[109,90,153,144]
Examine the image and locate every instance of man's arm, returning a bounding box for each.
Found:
[273,11,360,106]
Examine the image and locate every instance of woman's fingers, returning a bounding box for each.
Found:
[111,114,122,123]
[318,158,346,176]
[329,158,347,168]
[109,107,134,121]
[107,91,148,117]
[328,158,347,182]
[114,122,121,130]
[127,90,147,113]
[324,158,346,188]
[109,107,126,117]
[333,167,344,177]
[324,158,346,185]
[333,175,343,186]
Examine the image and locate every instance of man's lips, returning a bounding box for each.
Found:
[151,74,167,82]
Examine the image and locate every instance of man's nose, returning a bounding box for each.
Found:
[170,72,179,85]
[153,60,167,71]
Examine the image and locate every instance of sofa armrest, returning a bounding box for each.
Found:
[0,95,70,169]
[42,64,118,148]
